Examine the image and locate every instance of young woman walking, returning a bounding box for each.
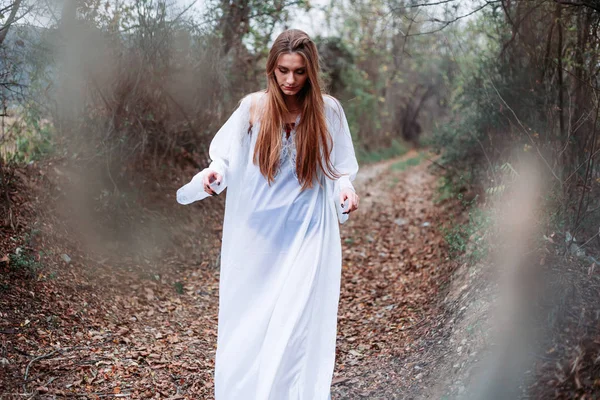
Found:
[177,28,359,400]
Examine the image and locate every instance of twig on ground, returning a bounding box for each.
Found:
[21,337,115,394]
[23,349,61,393]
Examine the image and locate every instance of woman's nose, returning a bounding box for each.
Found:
[286,74,295,84]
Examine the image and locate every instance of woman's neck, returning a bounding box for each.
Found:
[284,95,301,112]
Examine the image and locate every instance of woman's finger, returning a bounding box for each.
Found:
[340,189,359,214]
[203,171,219,195]
[204,184,215,195]
[203,181,216,196]
[340,192,348,207]
[343,195,354,214]
[349,196,358,212]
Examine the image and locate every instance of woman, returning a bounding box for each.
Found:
[177,29,359,400]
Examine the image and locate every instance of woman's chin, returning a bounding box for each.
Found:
[281,88,301,96]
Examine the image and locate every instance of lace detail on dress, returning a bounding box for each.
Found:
[275,116,300,181]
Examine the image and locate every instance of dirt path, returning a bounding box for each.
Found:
[332,150,457,399]
[1,151,459,399]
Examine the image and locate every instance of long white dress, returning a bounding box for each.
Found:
[176,92,359,400]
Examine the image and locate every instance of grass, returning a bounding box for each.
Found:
[391,152,426,171]
[388,176,400,188]
[357,139,409,164]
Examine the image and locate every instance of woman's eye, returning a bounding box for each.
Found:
[279,69,288,73]
[296,70,305,75]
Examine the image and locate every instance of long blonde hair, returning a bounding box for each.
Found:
[253,29,339,190]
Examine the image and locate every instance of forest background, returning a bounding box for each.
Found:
[1,0,599,398]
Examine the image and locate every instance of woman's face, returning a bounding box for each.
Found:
[273,52,308,98]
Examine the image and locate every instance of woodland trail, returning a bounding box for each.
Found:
[1,150,459,399]
[332,150,457,399]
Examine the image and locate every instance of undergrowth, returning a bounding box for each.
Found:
[1,106,54,163]
[8,249,43,277]
[357,139,409,164]
[440,198,492,263]
[6,227,44,278]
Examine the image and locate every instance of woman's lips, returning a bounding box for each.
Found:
[283,86,297,90]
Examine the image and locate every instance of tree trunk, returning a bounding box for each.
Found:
[218,0,251,56]
[556,4,566,172]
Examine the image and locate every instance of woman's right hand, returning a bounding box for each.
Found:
[203,170,223,196]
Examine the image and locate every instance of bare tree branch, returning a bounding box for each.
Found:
[403,0,502,37]
[0,0,24,46]
[489,80,563,183]
[392,0,461,9]
[554,0,600,13]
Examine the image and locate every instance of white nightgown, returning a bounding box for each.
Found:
[176,92,358,400]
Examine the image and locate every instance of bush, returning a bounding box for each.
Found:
[9,248,43,276]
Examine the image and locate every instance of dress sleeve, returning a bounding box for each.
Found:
[176,96,251,205]
[329,97,359,192]
[207,97,250,179]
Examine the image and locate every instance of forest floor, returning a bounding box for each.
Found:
[1,150,463,399]
[3,149,593,399]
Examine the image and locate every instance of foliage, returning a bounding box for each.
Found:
[435,173,472,205]
[8,228,44,277]
[0,0,460,177]
[431,1,600,243]
[319,0,454,152]
[441,194,492,262]
[8,249,43,275]
[2,105,54,163]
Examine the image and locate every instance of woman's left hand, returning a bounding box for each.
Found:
[340,188,359,214]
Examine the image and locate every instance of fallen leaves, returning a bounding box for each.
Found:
[332,153,459,398]
[1,152,460,399]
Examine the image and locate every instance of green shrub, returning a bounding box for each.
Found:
[9,249,43,275]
